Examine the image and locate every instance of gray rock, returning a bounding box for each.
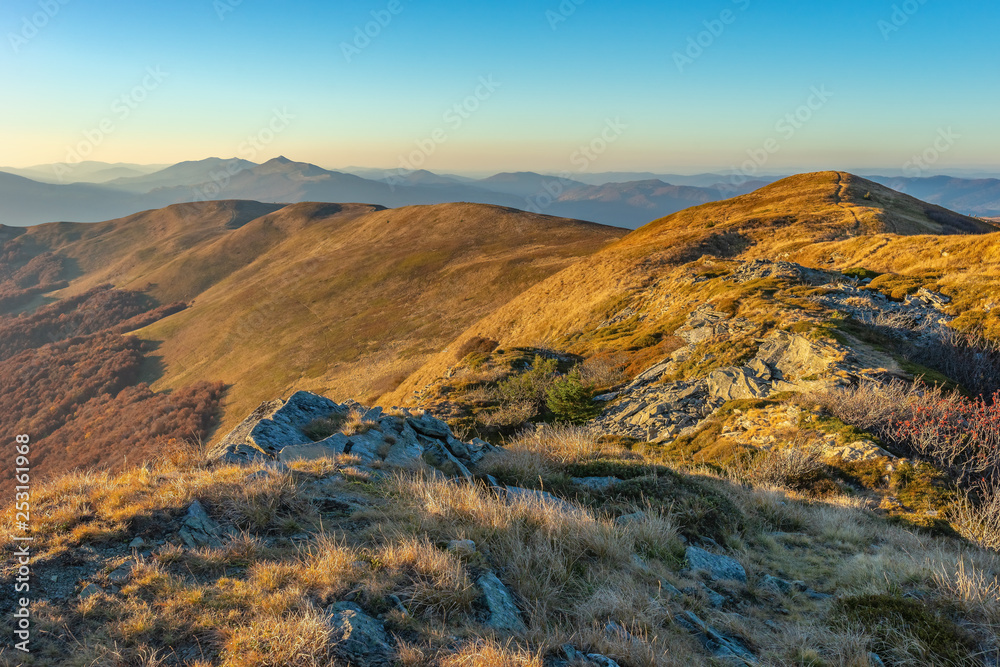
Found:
[446,539,477,556]
[707,367,769,402]
[128,537,145,549]
[422,439,473,480]
[868,653,886,667]
[79,583,103,599]
[572,476,622,492]
[614,511,646,526]
[686,582,726,607]
[677,611,757,665]
[178,500,224,549]
[211,392,344,462]
[408,414,451,439]
[278,436,347,464]
[685,546,747,584]
[755,331,835,383]
[760,574,793,595]
[478,572,525,632]
[327,602,394,666]
[248,391,341,455]
[108,561,134,584]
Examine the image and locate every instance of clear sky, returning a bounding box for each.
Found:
[2,0,997,175]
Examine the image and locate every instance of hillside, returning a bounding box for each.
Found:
[2,173,1000,666]
[5,200,624,441]
[387,171,997,403]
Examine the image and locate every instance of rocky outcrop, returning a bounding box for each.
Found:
[212,392,495,479]
[595,305,852,442]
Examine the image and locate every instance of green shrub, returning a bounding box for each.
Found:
[545,370,599,424]
[496,355,558,410]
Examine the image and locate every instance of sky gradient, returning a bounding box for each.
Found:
[2,0,998,175]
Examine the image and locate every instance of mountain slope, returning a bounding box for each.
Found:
[8,200,625,437]
[0,171,145,226]
[387,171,998,403]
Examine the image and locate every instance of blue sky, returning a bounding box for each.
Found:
[1,0,997,174]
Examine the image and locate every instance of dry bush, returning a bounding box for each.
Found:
[856,309,921,330]
[455,336,500,363]
[480,425,619,484]
[952,481,1000,552]
[933,559,1000,628]
[479,401,536,428]
[814,380,1000,486]
[506,424,616,465]
[730,445,825,490]
[384,473,649,622]
[578,352,629,389]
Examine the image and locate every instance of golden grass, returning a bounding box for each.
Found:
[5,410,1000,665]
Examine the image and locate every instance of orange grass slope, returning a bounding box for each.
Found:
[385,171,998,404]
[131,202,626,434]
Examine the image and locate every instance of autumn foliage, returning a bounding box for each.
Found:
[0,260,222,491]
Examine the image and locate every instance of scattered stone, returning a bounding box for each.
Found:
[685,546,747,584]
[79,583,103,599]
[478,572,525,632]
[128,537,145,549]
[677,610,757,665]
[178,500,225,549]
[327,602,394,666]
[108,561,134,584]
[446,539,477,557]
[615,511,646,526]
[386,594,408,617]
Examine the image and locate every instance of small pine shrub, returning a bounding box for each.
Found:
[546,370,599,424]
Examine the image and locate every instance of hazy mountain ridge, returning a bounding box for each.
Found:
[9,158,1000,229]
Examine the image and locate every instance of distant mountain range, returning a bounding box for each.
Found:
[3,159,1000,228]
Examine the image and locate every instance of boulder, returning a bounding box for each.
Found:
[178,500,226,549]
[408,414,451,439]
[824,440,893,462]
[685,546,747,584]
[327,602,394,666]
[755,331,836,383]
[477,572,526,632]
[708,367,768,402]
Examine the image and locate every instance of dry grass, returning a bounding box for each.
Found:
[438,639,544,667]
[6,415,1000,665]
[952,481,1000,552]
[342,407,379,435]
